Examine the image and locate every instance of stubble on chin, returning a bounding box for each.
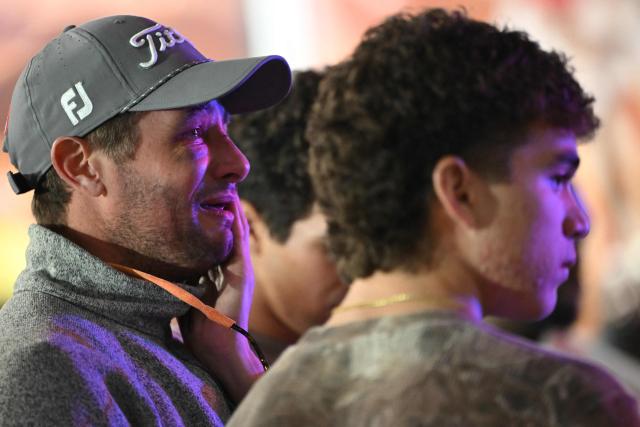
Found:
[104,175,233,275]
[107,211,233,273]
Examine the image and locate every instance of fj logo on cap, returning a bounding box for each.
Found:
[129,23,187,69]
[60,82,93,126]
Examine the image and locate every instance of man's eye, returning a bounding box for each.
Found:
[189,128,203,139]
[550,174,572,189]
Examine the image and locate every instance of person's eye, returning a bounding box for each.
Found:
[550,173,572,189]
[189,127,204,139]
[179,127,207,147]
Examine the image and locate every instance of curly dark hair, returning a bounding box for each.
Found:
[229,70,323,242]
[32,111,145,225]
[307,8,599,283]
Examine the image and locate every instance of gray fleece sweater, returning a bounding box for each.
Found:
[0,225,230,426]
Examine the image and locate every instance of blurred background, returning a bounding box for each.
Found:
[2,0,640,374]
[0,0,494,302]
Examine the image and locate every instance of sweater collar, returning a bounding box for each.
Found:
[19,225,207,339]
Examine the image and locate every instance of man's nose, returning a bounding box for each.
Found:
[210,137,250,183]
[563,185,590,239]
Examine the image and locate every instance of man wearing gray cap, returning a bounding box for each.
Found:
[0,15,291,425]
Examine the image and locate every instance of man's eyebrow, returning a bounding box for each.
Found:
[181,107,206,124]
[184,103,230,125]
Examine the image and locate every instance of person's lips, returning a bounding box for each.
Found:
[199,192,235,222]
[558,258,576,282]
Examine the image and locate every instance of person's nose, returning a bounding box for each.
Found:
[209,136,250,183]
[563,184,590,240]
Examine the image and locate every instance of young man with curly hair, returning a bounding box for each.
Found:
[0,15,291,425]
[228,70,346,364]
[228,9,640,426]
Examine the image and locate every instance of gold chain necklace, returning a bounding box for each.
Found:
[331,292,442,314]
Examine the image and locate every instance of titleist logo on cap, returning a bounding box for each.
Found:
[129,24,187,68]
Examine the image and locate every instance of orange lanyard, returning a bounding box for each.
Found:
[110,263,235,328]
[109,263,269,371]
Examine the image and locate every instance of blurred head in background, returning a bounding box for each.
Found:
[229,70,347,362]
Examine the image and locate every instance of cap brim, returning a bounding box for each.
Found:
[129,55,291,114]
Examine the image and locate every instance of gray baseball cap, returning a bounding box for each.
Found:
[3,15,292,194]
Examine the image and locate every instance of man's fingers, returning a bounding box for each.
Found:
[208,266,226,292]
[231,196,249,241]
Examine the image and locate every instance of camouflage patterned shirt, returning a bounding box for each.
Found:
[229,311,639,427]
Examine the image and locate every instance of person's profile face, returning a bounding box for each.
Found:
[255,205,347,338]
[102,101,250,275]
[470,126,589,320]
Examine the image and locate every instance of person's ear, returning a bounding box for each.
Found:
[50,136,105,197]
[240,199,266,256]
[432,155,482,228]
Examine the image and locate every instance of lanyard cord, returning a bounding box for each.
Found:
[110,263,270,372]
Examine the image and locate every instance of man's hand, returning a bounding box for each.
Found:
[180,195,263,404]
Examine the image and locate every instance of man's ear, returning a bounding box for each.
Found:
[240,199,267,256]
[432,155,482,228]
[50,136,105,197]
